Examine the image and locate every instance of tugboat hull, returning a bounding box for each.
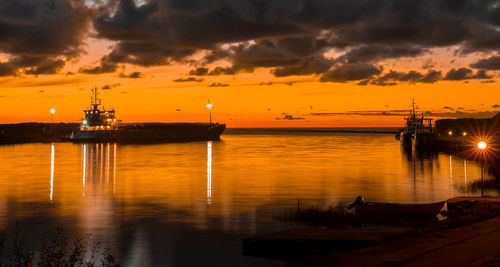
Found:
[70,123,226,143]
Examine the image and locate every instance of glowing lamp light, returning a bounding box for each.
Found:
[478,141,487,150]
[50,108,56,114]
[463,132,467,136]
[448,131,453,136]
[83,120,87,125]
[206,103,213,109]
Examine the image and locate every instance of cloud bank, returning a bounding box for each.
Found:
[1,0,499,84]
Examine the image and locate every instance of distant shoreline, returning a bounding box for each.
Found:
[225,127,399,134]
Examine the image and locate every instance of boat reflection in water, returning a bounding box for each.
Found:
[81,143,117,198]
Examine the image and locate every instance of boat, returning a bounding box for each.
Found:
[397,100,437,147]
[350,196,447,219]
[70,88,225,143]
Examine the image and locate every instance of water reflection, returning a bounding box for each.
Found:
[82,144,86,196]
[0,134,498,266]
[50,143,54,202]
[207,141,212,205]
[401,146,494,199]
[464,160,468,195]
[82,143,117,196]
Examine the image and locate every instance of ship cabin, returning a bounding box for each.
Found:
[80,88,121,131]
[405,116,433,134]
[404,100,434,134]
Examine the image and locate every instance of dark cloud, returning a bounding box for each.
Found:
[0,0,90,76]
[470,55,500,70]
[493,104,500,109]
[272,56,333,77]
[319,63,382,82]
[422,59,436,69]
[420,70,443,83]
[276,113,304,120]
[443,106,453,110]
[443,68,492,80]
[173,77,204,82]
[189,68,209,76]
[208,82,229,87]
[189,66,238,76]
[359,70,443,86]
[340,45,424,63]
[25,59,65,75]
[208,66,237,75]
[101,83,121,90]
[481,80,496,83]
[3,0,498,79]
[79,56,117,74]
[119,71,143,78]
[0,63,17,77]
[310,110,498,119]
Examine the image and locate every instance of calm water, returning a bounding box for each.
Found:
[0,132,496,266]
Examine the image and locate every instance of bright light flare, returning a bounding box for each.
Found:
[206,103,213,109]
[463,132,467,136]
[50,108,56,114]
[448,131,453,136]
[478,141,487,150]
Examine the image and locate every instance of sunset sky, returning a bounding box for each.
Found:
[0,0,499,127]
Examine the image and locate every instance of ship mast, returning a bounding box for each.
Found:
[90,87,101,111]
[411,98,416,119]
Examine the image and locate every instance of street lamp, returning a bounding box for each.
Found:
[478,141,487,150]
[50,108,56,141]
[206,100,213,124]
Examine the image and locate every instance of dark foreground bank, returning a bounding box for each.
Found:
[243,196,500,264]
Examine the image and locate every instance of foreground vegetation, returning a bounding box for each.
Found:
[0,221,117,267]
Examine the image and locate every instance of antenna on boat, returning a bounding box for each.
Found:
[91,86,101,110]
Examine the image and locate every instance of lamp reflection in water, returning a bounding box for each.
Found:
[50,143,54,202]
[478,141,487,197]
[449,155,453,197]
[113,143,117,194]
[82,144,87,197]
[207,141,212,205]
[464,160,467,196]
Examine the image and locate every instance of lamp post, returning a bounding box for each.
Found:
[206,100,213,124]
[50,108,56,141]
[478,141,487,197]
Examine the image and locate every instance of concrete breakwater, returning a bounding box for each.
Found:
[0,123,79,143]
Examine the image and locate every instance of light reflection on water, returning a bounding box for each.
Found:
[0,133,497,266]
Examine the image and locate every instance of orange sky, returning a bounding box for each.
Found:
[0,1,499,127]
[0,46,498,128]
